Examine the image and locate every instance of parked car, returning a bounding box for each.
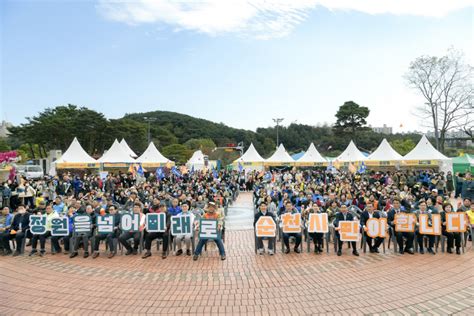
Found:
[16,164,44,179]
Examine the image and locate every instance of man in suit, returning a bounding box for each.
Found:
[414,200,437,254]
[387,198,415,254]
[280,201,302,254]
[334,204,359,256]
[254,201,277,255]
[360,204,384,253]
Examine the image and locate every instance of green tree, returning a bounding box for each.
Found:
[161,144,192,165]
[334,101,370,134]
[390,139,416,156]
[184,138,216,155]
[0,139,11,152]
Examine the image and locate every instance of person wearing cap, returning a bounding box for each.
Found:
[387,198,415,255]
[193,201,226,261]
[414,200,437,255]
[173,201,195,256]
[92,205,120,259]
[142,202,170,259]
[254,201,276,255]
[334,204,359,256]
[440,203,462,255]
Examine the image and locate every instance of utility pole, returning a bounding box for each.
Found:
[272,118,284,149]
[143,117,156,144]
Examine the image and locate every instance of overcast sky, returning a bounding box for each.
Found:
[1,0,473,133]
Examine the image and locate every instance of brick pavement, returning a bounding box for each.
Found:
[1,193,473,315]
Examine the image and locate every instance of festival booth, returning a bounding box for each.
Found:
[186,150,206,171]
[403,135,452,174]
[120,139,138,158]
[51,138,99,174]
[332,140,366,169]
[232,143,265,172]
[365,138,403,168]
[452,154,473,174]
[295,143,327,167]
[99,139,136,169]
[135,142,174,168]
[264,144,295,167]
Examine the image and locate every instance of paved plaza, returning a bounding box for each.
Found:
[1,193,473,315]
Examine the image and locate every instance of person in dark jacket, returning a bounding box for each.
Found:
[92,205,121,259]
[414,200,437,255]
[440,203,462,255]
[387,198,415,255]
[70,205,96,258]
[10,205,31,256]
[360,204,384,253]
[334,204,359,256]
[142,202,170,259]
[254,201,276,255]
[461,173,474,201]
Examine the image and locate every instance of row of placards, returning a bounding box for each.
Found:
[29,214,221,240]
[255,213,468,242]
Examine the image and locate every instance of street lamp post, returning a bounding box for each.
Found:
[272,118,284,148]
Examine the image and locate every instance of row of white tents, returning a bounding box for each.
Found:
[232,135,453,174]
[53,138,174,170]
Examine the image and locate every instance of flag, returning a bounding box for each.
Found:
[156,167,165,180]
[137,164,145,176]
[264,172,272,181]
[190,165,195,174]
[216,160,221,171]
[357,161,367,174]
[128,164,136,176]
[211,165,218,179]
[348,163,357,174]
[171,166,182,177]
[238,162,243,173]
[166,161,172,169]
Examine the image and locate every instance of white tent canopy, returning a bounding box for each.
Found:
[233,143,265,163]
[367,139,403,161]
[99,139,136,163]
[266,144,294,164]
[186,150,206,170]
[55,137,97,164]
[404,135,449,160]
[404,135,452,174]
[120,139,138,158]
[136,142,173,164]
[336,140,366,162]
[297,143,326,163]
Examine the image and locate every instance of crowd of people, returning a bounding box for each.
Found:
[252,169,474,256]
[0,167,473,259]
[0,170,238,260]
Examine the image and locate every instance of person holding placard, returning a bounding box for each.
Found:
[254,201,277,255]
[414,200,437,255]
[193,201,226,261]
[360,204,384,253]
[29,204,58,256]
[334,204,359,257]
[119,202,145,256]
[302,204,325,254]
[440,203,462,255]
[281,200,302,254]
[174,201,195,256]
[92,205,120,259]
[387,198,415,255]
[142,202,169,259]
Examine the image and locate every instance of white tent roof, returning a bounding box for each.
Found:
[99,139,136,163]
[367,139,403,161]
[136,142,172,163]
[233,143,265,163]
[266,144,294,163]
[297,143,326,163]
[120,139,137,158]
[55,137,97,164]
[404,135,449,160]
[187,150,205,165]
[336,140,366,162]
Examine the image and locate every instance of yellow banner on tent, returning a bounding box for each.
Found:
[56,163,99,169]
